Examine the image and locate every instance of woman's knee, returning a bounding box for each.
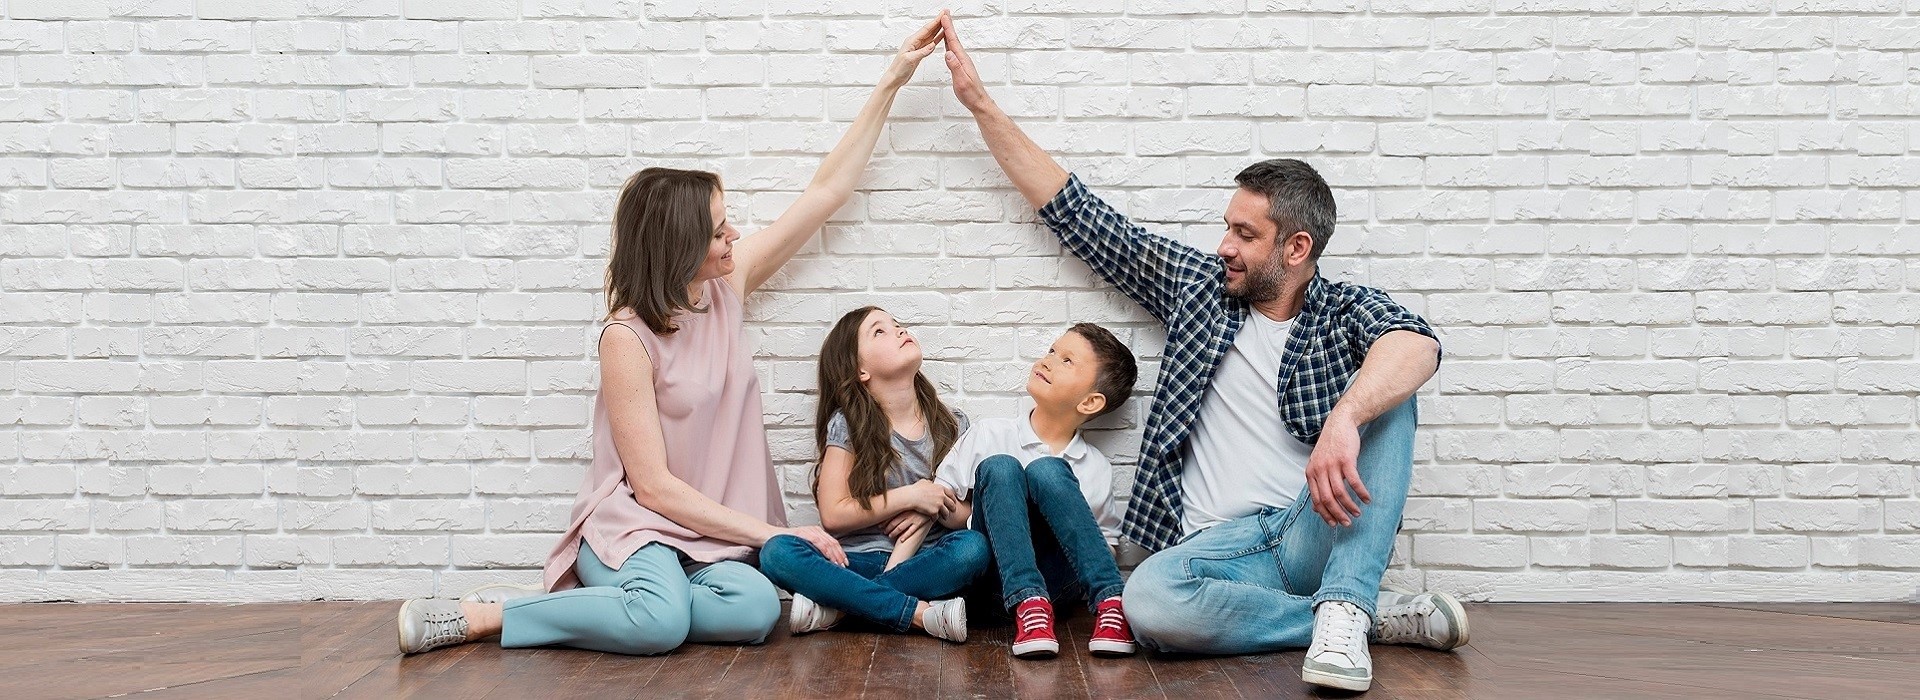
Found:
[695,562,781,644]
[609,593,693,655]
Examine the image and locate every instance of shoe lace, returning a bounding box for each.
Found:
[1017,605,1051,635]
[421,608,469,646]
[1095,604,1127,633]
[1376,599,1435,642]
[1314,602,1366,650]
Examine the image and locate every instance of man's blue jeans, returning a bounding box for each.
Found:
[1122,397,1418,654]
[972,455,1126,612]
[759,528,988,632]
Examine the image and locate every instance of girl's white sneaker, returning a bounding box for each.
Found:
[788,593,843,634]
[920,598,968,643]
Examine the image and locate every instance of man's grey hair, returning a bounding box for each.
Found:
[1233,159,1336,260]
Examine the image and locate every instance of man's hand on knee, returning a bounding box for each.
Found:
[1305,416,1370,527]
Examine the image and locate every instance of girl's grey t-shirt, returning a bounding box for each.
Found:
[823,409,968,554]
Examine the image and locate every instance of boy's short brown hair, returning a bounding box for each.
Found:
[1067,323,1137,419]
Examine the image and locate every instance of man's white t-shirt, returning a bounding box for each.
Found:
[935,413,1123,546]
[1179,310,1317,538]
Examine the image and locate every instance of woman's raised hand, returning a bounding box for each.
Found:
[879,11,948,90]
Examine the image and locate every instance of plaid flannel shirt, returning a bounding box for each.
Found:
[1038,174,1441,552]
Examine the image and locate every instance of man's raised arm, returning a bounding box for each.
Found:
[938,16,1217,326]
[941,14,1068,209]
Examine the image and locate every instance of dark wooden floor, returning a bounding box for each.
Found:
[1,601,1915,699]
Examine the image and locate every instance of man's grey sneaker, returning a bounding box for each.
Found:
[1375,590,1471,651]
[397,598,470,654]
[459,582,545,605]
[920,597,968,643]
[788,593,843,635]
[1302,600,1373,692]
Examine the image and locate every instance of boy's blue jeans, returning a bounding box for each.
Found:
[1122,397,1418,654]
[758,528,988,632]
[972,454,1126,612]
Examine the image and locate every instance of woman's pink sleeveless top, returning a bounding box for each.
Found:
[541,277,786,591]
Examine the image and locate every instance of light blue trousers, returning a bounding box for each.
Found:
[500,540,780,655]
[1122,397,1418,655]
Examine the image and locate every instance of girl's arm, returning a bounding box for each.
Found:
[726,14,945,297]
[814,446,949,534]
[882,517,933,571]
[601,327,847,565]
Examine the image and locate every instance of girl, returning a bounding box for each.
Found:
[394,16,949,656]
[757,307,991,641]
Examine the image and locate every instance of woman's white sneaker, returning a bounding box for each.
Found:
[397,598,470,654]
[459,582,545,605]
[1302,600,1373,692]
[1375,591,1471,650]
[920,598,968,643]
[788,593,843,634]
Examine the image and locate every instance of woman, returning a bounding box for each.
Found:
[396,15,948,656]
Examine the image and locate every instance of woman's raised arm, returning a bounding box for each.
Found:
[726,13,946,296]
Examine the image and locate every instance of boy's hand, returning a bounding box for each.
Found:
[884,511,932,541]
[903,479,950,516]
[1305,415,1369,527]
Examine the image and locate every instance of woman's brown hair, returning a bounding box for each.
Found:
[813,306,960,510]
[605,167,722,335]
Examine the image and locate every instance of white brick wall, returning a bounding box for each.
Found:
[2,1,1917,603]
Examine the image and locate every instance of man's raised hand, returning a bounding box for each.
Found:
[939,14,992,111]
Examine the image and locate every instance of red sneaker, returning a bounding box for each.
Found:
[1089,596,1136,656]
[1010,597,1059,659]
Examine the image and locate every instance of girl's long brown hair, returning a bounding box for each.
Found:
[814,306,960,510]
[605,167,721,335]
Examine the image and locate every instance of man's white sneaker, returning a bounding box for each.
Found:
[919,598,968,643]
[1302,600,1373,692]
[459,582,544,605]
[1375,590,1471,650]
[788,593,843,635]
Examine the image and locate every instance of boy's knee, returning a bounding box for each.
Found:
[1022,457,1079,493]
[975,454,1023,487]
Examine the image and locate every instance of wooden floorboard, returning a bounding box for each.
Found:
[0,600,1913,699]
[1703,601,1920,626]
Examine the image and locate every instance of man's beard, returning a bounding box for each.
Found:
[1226,258,1289,304]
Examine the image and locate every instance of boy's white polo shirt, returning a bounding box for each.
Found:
[934,412,1123,546]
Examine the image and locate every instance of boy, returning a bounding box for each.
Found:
[933,322,1139,659]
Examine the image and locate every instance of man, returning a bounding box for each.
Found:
[937,17,1470,692]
